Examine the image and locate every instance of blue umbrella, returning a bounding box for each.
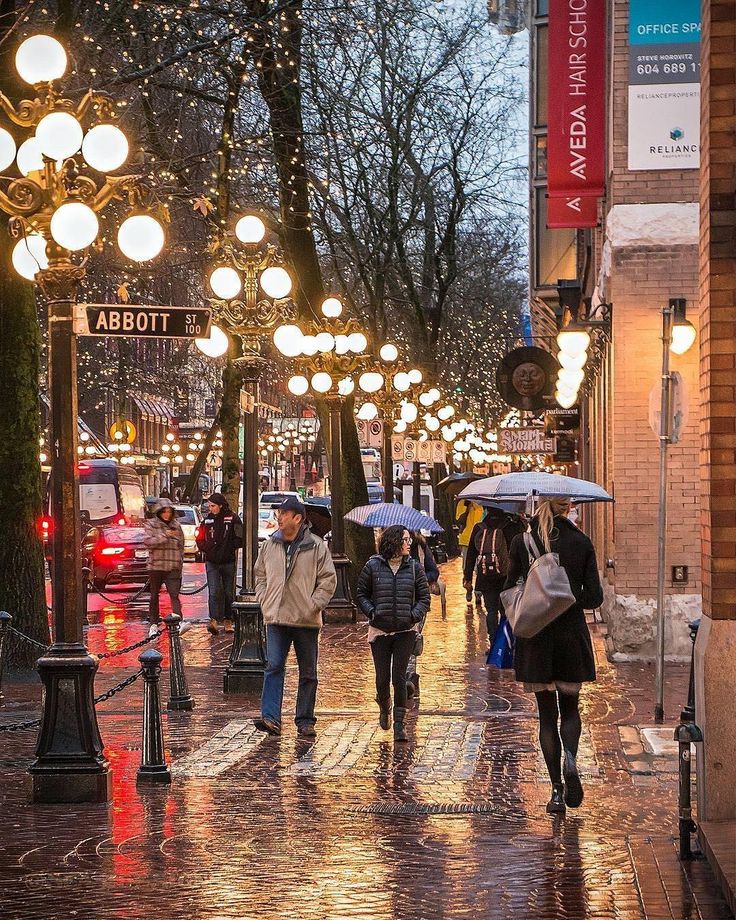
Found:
[344,503,444,533]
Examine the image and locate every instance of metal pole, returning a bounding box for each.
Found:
[164,614,193,711]
[0,611,11,702]
[383,419,393,504]
[330,403,345,555]
[655,304,674,724]
[241,371,260,597]
[30,271,110,803]
[412,461,421,511]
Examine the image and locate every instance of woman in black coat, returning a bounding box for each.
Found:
[504,497,603,815]
[357,525,430,742]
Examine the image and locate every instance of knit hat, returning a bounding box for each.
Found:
[206,492,228,508]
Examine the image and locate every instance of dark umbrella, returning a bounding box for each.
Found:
[436,471,485,498]
[305,501,332,538]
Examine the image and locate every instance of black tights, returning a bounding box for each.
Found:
[534,690,582,785]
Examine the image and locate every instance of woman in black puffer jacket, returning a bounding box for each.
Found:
[357,525,430,742]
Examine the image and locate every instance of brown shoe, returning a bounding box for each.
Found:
[224,619,235,633]
[207,618,220,636]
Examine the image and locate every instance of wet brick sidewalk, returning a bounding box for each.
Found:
[0,559,731,919]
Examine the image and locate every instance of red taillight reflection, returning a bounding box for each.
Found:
[116,517,125,526]
[99,546,125,556]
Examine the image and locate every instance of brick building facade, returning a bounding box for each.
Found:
[529,0,702,658]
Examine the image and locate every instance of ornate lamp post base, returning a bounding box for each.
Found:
[30,645,111,804]
[224,597,267,693]
[324,554,356,623]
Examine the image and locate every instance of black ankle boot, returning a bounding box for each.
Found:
[563,750,583,807]
[546,783,566,814]
[376,696,390,730]
[393,707,408,742]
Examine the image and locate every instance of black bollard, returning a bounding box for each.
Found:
[0,611,11,702]
[137,649,171,785]
[675,618,703,860]
[163,614,194,711]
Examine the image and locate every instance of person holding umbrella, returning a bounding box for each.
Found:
[356,525,430,742]
[504,496,603,815]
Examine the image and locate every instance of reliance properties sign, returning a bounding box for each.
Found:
[628,0,700,170]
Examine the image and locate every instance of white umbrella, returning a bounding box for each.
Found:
[458,471,613,505]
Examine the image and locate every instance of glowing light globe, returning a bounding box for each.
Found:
[82,124,128,172]
[16,137,45,175]
[394,420,407,433]
[260,266,292,299]
[209,266,242,300]
[288,375,309,396]
[36,112,83,160]
[400,403,418,424]
[437,405,455,421]
[347,332,367,353]
[379,343,398,362]
[558,368,584,389]
[311,372,333,393]
[425,417,440,432]
[334,334,350,355]
[12,233,48,279]
[301,335,319,357]
[557,391,577,409]
[0,128,16,171]
[315,331,335,353]
[338,377,355,396]
[117,214,165,262]
[557,328,590,357]
[357,402,378,421]
[195,324,229,357]
[408,368,423,384]
[15,35,67,85]
[273,324,304,357]
[393,372,411,392]
[235,214,266,244]
[321,297,343,318]
[50,202,99,251]
[358,372,384,393]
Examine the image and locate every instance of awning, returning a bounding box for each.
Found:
[132,394,176,423]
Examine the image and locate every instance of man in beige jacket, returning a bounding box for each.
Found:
[254,496,337,738]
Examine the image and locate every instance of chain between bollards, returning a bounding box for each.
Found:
[164,614,194,711]
[137,648,171,785]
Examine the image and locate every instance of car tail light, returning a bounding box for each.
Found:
[99,546,125,556]
[37,515,53,540]
[116,517,125,526]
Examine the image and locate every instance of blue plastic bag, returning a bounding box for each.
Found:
[486,614,514,669]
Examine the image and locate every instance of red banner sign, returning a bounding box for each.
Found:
[547,0,606,227]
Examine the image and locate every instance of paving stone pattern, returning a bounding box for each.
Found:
[0,560,732,919]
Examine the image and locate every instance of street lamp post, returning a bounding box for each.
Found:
[654,298,697,723]
[197,212,295,691]
[274,298,369,619]
[0,35,166,802]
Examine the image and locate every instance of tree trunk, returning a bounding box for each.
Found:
[0,232,49,667]
[218,358,242,512]
[0,1,49,668]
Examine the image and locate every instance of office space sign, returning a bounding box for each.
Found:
[628,0,700,170]
[547,0,606,228]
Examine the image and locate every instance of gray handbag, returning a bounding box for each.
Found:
[501,533,576,639]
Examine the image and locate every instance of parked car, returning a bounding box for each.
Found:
[258,507,278,542]
[174,504,203,559]
[82,524,149,589]
[259,490,301,508]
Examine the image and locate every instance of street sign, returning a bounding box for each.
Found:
[109,419,136,444]
[357,418,383,449]
[77,304,212,339]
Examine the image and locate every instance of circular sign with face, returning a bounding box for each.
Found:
[496,346,559,412]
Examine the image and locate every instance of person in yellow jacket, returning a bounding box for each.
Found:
[456,499,483,606]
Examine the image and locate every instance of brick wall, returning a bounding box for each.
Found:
[699,0,736,621]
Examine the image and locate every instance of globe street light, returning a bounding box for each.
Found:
[274,296,369,619]
[199,211,295,690]
[0,34,167,803]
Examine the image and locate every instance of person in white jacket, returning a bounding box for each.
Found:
[253,496,336,739]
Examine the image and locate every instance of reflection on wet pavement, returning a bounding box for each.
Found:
[3,560,732,918]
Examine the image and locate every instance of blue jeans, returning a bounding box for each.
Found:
[205,561,235,622]
[261,624,319,728]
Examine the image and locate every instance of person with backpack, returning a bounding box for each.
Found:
[504,496,603,815]
[356,525,430,742]
[196,492,243,635]
[463,507,524,641]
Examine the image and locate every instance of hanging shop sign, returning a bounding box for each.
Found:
[496,346,559,412]
[76,304,212,339]
[544,407,580,463]
[628,0,700,170]
[109,419,136,444]
[546,0,606,228]
[498,428,556,455]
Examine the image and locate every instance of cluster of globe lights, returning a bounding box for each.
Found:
[448,419,506,465]
[157,429,223,466]
[272,297,374,396]
[107,429,134,464]
[6,35,166,281]
[555,326,590,410]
